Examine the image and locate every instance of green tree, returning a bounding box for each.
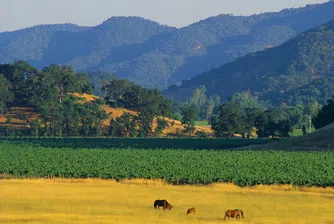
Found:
[254,112,269,138]
[230,91,266,110]
[244,108,264,138]
[29,120,40,137]
[181,104,199,136]
[205,94,220,124]
[190,85,207,107]
[155,118,169,136]
[137,109,155,137]
[306,101,320,117]
[42,65,80,103]
[109,113,138,137]
[0,74,14,113]
[313,97,334,129]
[212,102,245,138]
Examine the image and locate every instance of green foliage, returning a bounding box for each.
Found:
[103,79,173,117]
[181,104,199,136]
[211,99,308,138]
[29,120,40,137]
[109,113,138,137]
[230,91,267,110]
[254,109,293,138]
[212,102,245,137]
[188,86,221,121]
[306,101,320,118]
[5,115,12,124]
[137,109,155,137]
[195,130,208,138]
[94,98,105,106]
[0,62,108,137]
[86,70,118,96]
[155,118,169,136]
[313,97,334,129]
[0,141,333,187]
[0,74,14,113]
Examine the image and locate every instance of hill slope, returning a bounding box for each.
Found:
[0,93,212,137]
[247,122,334,150]
[1,1,334,89]
[164,20,334,106]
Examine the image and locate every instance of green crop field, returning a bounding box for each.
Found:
[0,140,333,187]
[0,137,274,149]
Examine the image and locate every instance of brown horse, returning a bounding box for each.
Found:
[223,209,244,220]
[153,199,173,210]
[186,207,196,215]
[164,202,173,210]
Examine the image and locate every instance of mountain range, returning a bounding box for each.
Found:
[0,1,334,90]
[163,20,334,106]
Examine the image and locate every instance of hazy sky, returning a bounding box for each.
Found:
[0,0,329,32]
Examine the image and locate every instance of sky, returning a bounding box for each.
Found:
[0,0,329,32]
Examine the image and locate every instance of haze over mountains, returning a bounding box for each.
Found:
[0,1,334,90]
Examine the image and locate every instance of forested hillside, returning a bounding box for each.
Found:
[0,24,89,64]
[0,1,334,89]
[164,20,334,106]
[0,62,197,137]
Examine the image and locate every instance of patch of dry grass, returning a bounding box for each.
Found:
[0,179,333,224]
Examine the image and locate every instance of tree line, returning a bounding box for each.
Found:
[1,62,333,138]
[0,61,174,137]
[178,85,333,138]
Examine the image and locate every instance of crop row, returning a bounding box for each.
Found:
[0,137,274,149]
[1,142,333,187]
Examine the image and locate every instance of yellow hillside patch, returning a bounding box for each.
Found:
[0,179,333,224]
[69,93,101,102]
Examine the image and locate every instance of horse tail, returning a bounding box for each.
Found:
[240,210,244,219]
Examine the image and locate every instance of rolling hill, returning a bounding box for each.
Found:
[1,1,334,89]
[244,122,334,150]
[0,93,212,137]
[163,20,334,106]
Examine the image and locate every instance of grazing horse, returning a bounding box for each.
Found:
[223,209,244,220]
[164,202,173,210]
[153,199,173,210]
[186,207,196,215]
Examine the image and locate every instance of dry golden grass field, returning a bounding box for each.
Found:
[1,179,333,224]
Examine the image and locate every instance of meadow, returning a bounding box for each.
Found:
[1,179,334,224]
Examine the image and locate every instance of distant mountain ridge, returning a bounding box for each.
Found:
[1,1,334,89]
[163,20,334,106]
